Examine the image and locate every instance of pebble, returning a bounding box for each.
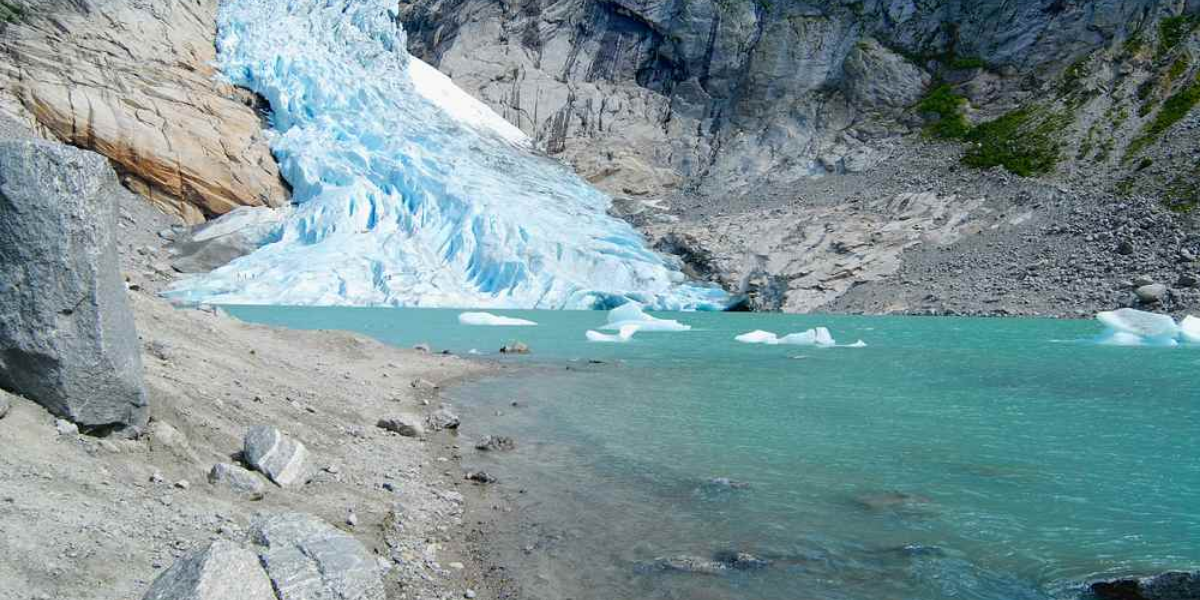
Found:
[464,590,476,599]
[174,480,190,490]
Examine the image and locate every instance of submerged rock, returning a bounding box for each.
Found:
[142,540,275,600]
[713,550,770,571]
[427,408,460,431]
[704,477,752,490]
[465,471,497,484]
[243,426,309,488]
[475,435,516,452]
[0,139,149,435]
[251,512,385,600]
[853,490,934,512]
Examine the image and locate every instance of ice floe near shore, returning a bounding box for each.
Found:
[458,312,537,327]
[1094,308,1200,346]
[734,328,865,348]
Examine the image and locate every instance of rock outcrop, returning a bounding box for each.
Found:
[142,540,276,600]
[0,0,288,224]
[400,0,1157,199]
[251,512,386,600]
[1090,571,1200,600]
[0,138,149,434]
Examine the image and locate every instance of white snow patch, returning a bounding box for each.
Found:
[458,312,537,327]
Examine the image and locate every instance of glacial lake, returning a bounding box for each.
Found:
[226,306,1200,600]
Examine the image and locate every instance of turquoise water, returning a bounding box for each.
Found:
[227,307,1200,599]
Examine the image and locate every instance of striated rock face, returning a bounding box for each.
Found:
[400,0,1157,199]
[0,0,288,224]
[0,138,149,434]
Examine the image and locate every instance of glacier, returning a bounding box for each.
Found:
[164,0,727,310]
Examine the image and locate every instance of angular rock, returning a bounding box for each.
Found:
[0,0,288,223]
[427,408,460,431]
[499,342,530,354]
[0,140,149,434]
[1134,284,1168,304]
[168,206,289,273]
[377,415,425,438]
[142,540,275,600]
[475,435,516,452]
[243,426,309,487]
[250,512,385,600]
[208,462,267,498]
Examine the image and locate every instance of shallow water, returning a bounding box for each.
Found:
[227,306,1200,599]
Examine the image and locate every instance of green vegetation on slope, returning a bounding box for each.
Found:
[916,84,971,139]
[0,1,24,23]
[1158,14,1200,59]
[962,107,1071,177]
[1126,72,1200,160]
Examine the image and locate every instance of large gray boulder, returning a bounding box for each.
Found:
[142,540,275,600]
[0,139,148,434]
[251,512,385,600]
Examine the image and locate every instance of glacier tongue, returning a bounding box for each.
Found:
[164,0,726,310]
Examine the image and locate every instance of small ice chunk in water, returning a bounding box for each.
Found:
[600,302,690,333]
[1180,315,1200,344]
[778,327,836,347]
[458,312,537,326]
[735,330,779,344]
[735,328,845,347]
[1095,309,1181,346]
[1096,309,1179,338]
[586,325,640,343]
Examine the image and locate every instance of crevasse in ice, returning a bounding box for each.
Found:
[164,0,727,310]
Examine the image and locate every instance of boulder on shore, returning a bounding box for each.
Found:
[250,512,385,600]
[0,139,148,434]
[142,540,275,600]
[208,462,267,498]
[377,414,425,438]
[243,426,309,488]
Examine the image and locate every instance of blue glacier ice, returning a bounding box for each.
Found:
[164,0,728,310]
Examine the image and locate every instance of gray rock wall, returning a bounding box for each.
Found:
[400,0,1172,198]
[0,138,149,434]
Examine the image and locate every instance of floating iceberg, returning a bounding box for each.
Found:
[1180,315,1200,343]
[458,312,537,327]
[735,328,859,347]
[586,325,640,343]
[599,302,691,333]
[1095,309,1184,346]
[163,0,727,311]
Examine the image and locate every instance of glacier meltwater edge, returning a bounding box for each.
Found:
[164,0,726,310]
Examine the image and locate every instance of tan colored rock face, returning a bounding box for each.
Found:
[0,0,288,223]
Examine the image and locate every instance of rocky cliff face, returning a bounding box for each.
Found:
[0,0,288,223]
[402,0,1200,315]
[400,0,1173,200]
